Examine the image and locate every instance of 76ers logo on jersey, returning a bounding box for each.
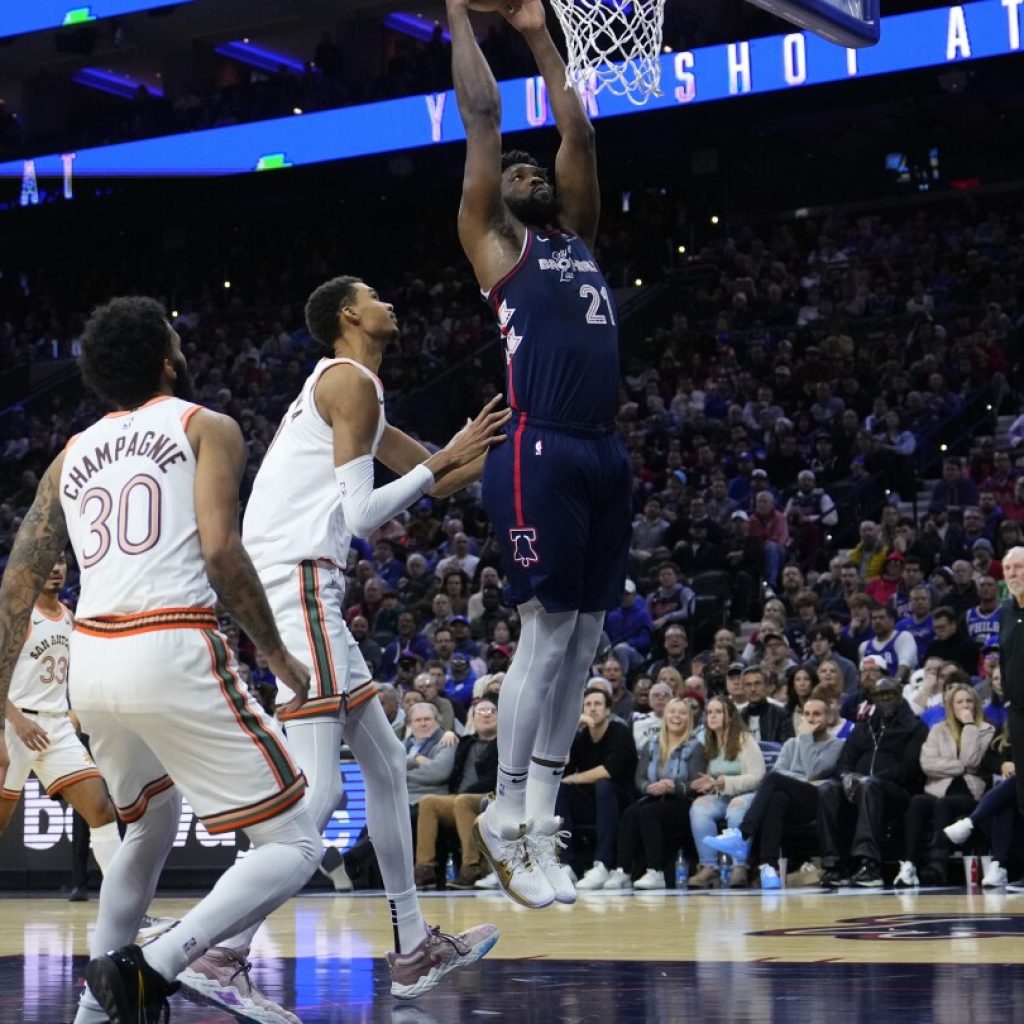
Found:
[509,527,540,568]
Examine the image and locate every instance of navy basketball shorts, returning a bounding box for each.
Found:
[482,418,631,613]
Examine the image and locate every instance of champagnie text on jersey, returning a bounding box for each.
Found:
[62,431,188,500]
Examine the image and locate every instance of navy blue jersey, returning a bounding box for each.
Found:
[487,229,619,427]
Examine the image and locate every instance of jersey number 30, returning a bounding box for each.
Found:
[79,474,161,568]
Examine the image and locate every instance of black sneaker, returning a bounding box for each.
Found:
[851,860,883,888]
[820,867,850,888]
[84,943,178,1023]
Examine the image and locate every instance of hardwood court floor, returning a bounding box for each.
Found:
[2,887,1024,1023]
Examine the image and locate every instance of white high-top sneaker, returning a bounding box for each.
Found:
[893,861,920,888]
[472,810,555,909]
[527,816,578,904]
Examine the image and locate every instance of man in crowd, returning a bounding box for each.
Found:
[739,666,794,744]
[859,604,917,683]
[817,679,927,887]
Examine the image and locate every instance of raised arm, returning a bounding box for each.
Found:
[188,409,310,712]
[0,455,68,734]
[447,0,511,289]
[505,0,599,245]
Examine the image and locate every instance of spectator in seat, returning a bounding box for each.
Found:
[860,604,918,683]
[405,703,458,806]
[930,456,979,514]
[749,490,789,590]
[924,606,980,674]
[758,630,797,685]
[785,664,819,734]
[896,585,936,664]
[396,552,434,608]
[946,560,980,618]
[633,680,673,749]
[645,562,695,632]
[813,678,855,739]
[817,679,928,888]
[784,469,838,562]
[848,520,888,581]
[435,530,480,581]
[597,656,633,719]
[605,578,655,671]
[866,551,906,606]
[903,656,947,718]
[601,698,706,891]
[560,688,639,890]
[419,591,453,645]
[894,683,994,887]
[646,623,691,679]
[414,695,499,890]
[688,695,766,889]
[379,610,433,681]
[349,614,383,677]
[840,654,888,721]
[822,560,863,618]
[412,670,458,733]
[469,583,514,642]
[972,540,1002,582]
[706,696,844,889]
[721,510,765,622]
[440,570,472,617]
[372,537,406,589]
[965,575,1002,651]
[739,666,795,744]
[445,653,477,712]
[630,496,672,569]
[806,625,859,696]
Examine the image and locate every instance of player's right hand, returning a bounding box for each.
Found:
[13,716,50,752]
[267,650,311,716]
[443,395,511,467]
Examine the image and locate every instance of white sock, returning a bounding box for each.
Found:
[494,763,530,828]
[89,822,121,876]
[525,754,566,823]
[388,887,426,954]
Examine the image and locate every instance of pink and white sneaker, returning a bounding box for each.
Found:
[388,922,499,1000]
[179,946,302,1023]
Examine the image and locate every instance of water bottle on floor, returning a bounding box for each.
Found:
[718,852,732,888]
[445,854,456,884]
[675,853,689,889]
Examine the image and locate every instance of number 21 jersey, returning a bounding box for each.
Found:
[59,395,217,618]
[486,229,619,427]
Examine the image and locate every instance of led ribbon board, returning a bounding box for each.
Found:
[0,1,1019,184]
[0,1,195,40]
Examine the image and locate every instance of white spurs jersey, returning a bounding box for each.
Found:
[244,358,387,573]
[59,395,217,618]
[8,603,74,713]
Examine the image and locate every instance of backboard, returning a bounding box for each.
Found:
[744,0,881,48]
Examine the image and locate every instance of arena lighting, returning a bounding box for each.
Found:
[0,0,195,40]
[385,12,451,44]
[73,67,164,99]
[1,1,1020,185]
[214,39,305,75]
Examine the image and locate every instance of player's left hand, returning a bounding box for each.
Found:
[267,649,312,716]
[502,0,546,32]
[13,716,49,752]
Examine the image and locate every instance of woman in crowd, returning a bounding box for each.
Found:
[943,724,1017,888]
[786,664,820,734]
[654,665,686,698]
[441,569,472,617]
[896,683,994,887]
[602,698,706,890]
[688,696,766,889]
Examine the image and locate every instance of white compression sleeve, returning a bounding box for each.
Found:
[335,455,434,536]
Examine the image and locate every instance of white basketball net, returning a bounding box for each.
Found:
[547,0,667,106]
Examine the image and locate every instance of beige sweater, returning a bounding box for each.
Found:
[919,721,995,799]
[717,734,767,797]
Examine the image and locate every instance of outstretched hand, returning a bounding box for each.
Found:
[502,0,546,32]
[443,395,511,468]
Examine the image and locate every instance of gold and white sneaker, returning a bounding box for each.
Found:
[527,816,578,904]
[472,810,555,909]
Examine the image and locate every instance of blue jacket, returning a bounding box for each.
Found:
[636,736,706,797]
[605,596,654,655]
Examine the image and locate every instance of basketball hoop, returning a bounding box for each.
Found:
[546,0,667,106]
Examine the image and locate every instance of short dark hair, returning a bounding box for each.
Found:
[80,296,172,408]
[305,275,362,350]
[933,606,958,624]
[583,686,611,708]
[501,149,542,172]
[433,627,453,642]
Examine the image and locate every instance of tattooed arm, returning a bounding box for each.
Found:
[0,455,69,755]
[186,409,310,713]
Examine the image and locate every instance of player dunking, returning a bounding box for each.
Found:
[447,0,632,908]
[240,276,506,997]
[0,552,122,878]
[0,296,322,1023]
